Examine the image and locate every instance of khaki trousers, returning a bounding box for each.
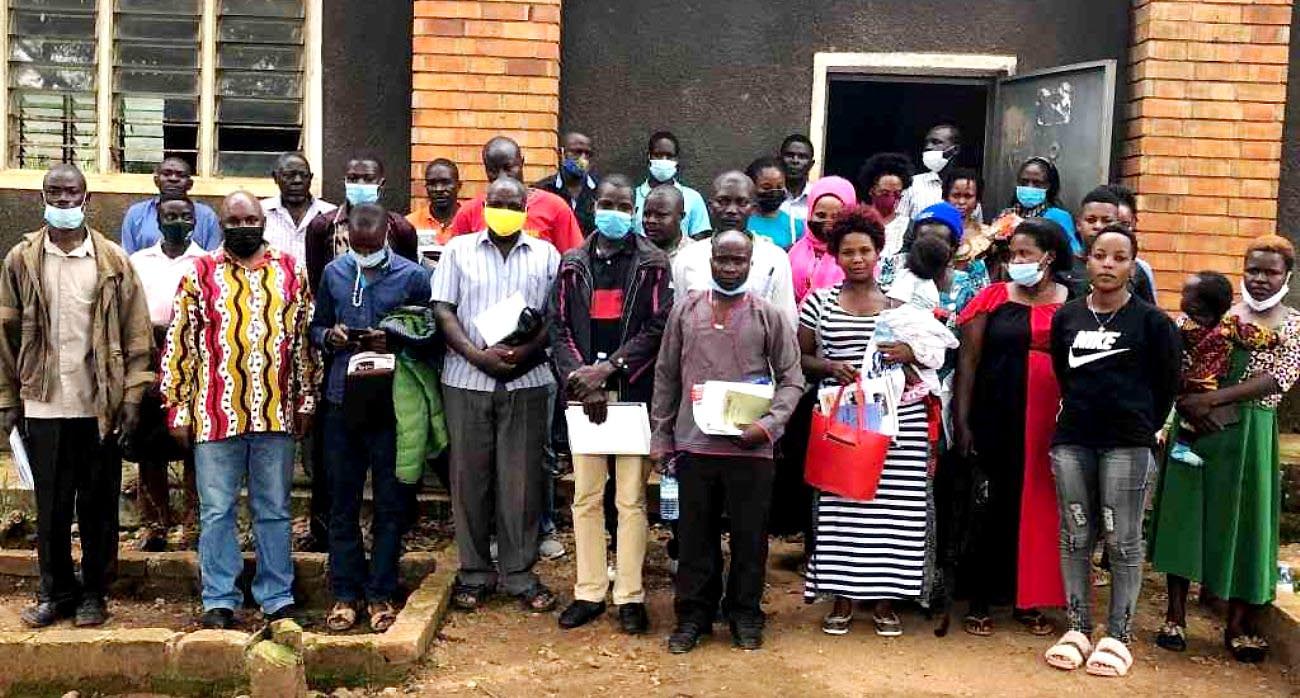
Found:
[571,449,651,604]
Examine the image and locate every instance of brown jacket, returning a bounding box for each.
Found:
[0,227,155,437]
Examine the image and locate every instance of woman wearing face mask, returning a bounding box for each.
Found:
[788,176,859,304]
[856,153,914,258]
[1045,224,1180,677]
[993,157,1078,256]
[744,157,799,250]
[952,218,1072,638]
[1149,235,1299,664]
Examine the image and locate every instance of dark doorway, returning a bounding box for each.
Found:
[824,76,989,200]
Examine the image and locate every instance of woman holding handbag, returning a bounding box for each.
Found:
[799,204,930,637]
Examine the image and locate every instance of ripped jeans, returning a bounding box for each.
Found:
[1049,445,1153,643]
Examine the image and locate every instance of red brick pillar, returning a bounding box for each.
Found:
[410,0,562,206]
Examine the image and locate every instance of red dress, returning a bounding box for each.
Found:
[957,283,1065,609]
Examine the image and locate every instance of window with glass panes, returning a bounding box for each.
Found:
[5,0,309,177]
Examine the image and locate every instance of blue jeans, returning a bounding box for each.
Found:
[195,432,296,613]
[322,404,406,602]
[1050,444,1153,642]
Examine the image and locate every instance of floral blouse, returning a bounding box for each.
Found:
[1245,307,1300,409]
[878,255,990,328]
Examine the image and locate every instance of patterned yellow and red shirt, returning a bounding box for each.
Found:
[160,246,319,443]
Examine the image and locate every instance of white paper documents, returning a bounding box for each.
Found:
[8,428,33,490]
[473,291,527,347]
[566,402,652,455]
[691,381,774,436]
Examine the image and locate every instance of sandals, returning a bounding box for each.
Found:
[369,601,398,632]
[1013,609,1055,636]
[1045,630,1093,671]
[872,612,903,637]
[1226,633,1269,663]
[1155,621,1186,652]
[1085,637,1134,677]
[451,583,492,612]
[326,601,359,632]
[963,614,993,637]
[822,609,853,636]
[517,584,558,614]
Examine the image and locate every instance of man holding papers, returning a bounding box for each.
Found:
[431,177,561,615]
[548,175,673,635]
[651,229,805,654]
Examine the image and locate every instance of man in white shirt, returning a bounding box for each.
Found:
[778,134,816,223]
[670,171,797,326]
[900,123,982,222]
[126,194,205,552]
[260,152,337,263]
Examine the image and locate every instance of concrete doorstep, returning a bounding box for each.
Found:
[0,547,455,696]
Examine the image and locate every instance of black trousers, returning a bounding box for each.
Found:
[26,418,121,604]
[674,453,774,627]
[305,413,331,548]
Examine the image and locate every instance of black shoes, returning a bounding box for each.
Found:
[730,620,764,650]
[558,600,606,629]
[74,597,108,627]
[201,607,236,629]
[20,600,75,628]
[266,604,298,623]
[667,622,710,654]
[618,603,649,635]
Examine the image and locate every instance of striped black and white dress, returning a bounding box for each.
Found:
[799,285,930,601]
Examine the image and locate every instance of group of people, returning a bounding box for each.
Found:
[0,119,1295,678]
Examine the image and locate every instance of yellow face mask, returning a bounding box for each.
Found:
[484,206,526,237]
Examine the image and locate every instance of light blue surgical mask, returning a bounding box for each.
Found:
[648,158,678,183]
[594,209,632,240]
[43,201,85,231]
[710,277,747,297]
[350,246,388,269]
[1007,261,1046,287]
[345,182,380,206]
[1016,185,1047,209]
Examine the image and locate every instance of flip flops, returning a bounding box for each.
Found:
[1085,637,1134,677]
[963,614,993,637]
[873,612,903,637]
[1045,630,1093,671]
[1155,621,1186,652]
[821,609,853,636]
[1226,634,1269,663]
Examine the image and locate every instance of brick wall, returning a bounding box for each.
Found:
[410,0,562,205]
[1124,0,1292,306]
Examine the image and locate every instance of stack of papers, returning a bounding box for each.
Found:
[692,381,774,436]
[473,291,527,347]
[565,403,652,455]
[8,428,32,490]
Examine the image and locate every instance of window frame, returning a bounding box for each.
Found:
[0,0,321,196]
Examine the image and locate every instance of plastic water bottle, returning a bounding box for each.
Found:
[659,474,679,521]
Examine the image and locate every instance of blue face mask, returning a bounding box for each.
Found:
[561,157,586,178]
[44,202,85,230]
[345,182,380,206]
[350,246,388,269]
[594,209,632,240]
[648,158,678,183]
[710,277,747,297]
[1016,185,1047,209]
[1007,261,1046,287]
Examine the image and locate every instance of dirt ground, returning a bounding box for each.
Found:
[383,530,1296,698]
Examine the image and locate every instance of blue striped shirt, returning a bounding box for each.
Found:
[430,231,559,392]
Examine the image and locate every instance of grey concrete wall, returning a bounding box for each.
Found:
[559,0,1132,187]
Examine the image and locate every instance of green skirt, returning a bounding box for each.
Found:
[1149,401,1281,605]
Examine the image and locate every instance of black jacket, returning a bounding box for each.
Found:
[548,234,673,404]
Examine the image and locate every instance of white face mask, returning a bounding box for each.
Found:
[1241,273,1292,312]
[921,150,950,174]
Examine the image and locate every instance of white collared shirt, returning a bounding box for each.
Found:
[900,171,984,222]
[670,234,798,328]
[26,234,98,418]
[261,195,338,263]
[129,241,209,326]
[780,186,810,223]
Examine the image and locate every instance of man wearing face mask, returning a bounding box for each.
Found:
[310,203,432,632]
[433,177,562,615]
[120,156,223,254]
[126,194,206,552]
[304,154,419,291]
[671,171,798,327]
[632,131,710,239]
[900,124,982,223]
[534,132,600,236]
[651,229,804,653]
[450,136,583,253]
[0,164,152,628]
[161,191,319,630]
[548,175,672,634]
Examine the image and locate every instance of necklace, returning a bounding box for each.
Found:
[1086,292,1128,330]
[709,291,728,330]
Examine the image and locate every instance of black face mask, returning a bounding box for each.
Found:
[807,220,826,240]
[755,189,787,214]
[160,220,194,246]
[223,225,265,258]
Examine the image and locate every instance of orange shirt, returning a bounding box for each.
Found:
[448,188,585,254]
[406,205,456,246]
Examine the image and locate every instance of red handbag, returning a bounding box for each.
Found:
[804,385,892,501]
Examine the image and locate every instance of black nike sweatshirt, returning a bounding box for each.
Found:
[1050,295,1181,449]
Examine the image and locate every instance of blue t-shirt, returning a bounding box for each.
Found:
[120,197,223,254]
[746,211,799,250]
[633,180,710,239]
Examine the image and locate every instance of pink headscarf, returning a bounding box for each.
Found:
[788,176,859,304]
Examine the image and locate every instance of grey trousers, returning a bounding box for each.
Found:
[443,384,550,595]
